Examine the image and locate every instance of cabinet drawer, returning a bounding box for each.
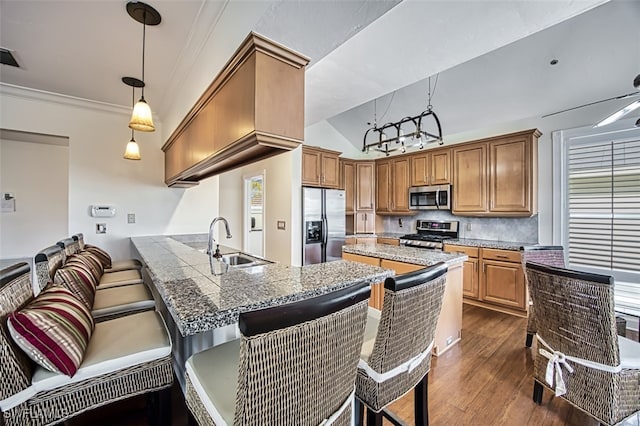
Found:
[444,245,479,258]
[377,238,400,246]
[482,248,521,263]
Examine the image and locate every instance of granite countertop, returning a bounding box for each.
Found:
[131,235,393,337]
[444,238,536,251]
[343,244,467,266]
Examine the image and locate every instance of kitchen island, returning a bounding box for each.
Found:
[343,244,467,356]
[131,235,393,389]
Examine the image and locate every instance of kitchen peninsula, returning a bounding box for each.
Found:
[343,244,468,356]
[131,235,393,389]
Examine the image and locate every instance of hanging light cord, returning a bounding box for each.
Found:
[131,85,136,139]
[140,9,146,98]
[379,91,396,123]
[427,74,439,111]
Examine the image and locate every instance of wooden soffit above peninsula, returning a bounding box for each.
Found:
[162,32,310,188]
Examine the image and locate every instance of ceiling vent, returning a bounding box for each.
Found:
[0,48,19,67]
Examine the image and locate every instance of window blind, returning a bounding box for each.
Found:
[567,138,640,315]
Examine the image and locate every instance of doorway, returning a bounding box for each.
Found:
[244,173,264,257]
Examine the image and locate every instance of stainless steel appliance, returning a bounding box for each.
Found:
[409,184,451,210]
[399,220,459,250]
[302,187,346,264]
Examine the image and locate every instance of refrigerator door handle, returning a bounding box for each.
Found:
[322,216,328,245]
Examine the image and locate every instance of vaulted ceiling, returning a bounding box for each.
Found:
[2,0,637,153]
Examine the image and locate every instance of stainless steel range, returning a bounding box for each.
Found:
[399,220,459,250]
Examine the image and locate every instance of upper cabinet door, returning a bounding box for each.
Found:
[376,160,391,213]
[356,162,375,211]
[452,144,488,213]
[343,160,355,213]
[302,148,321,186]
[489,136,533,214]
[392,158,411,212]
[410,153,429,186]
[430,149,451,185]
[321,152,340,188]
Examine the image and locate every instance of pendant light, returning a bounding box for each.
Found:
[123,77,144,160]
[127,2,161,132]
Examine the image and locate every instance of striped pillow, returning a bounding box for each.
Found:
[67,253,104,282]
[83,245,112,269]
[53,264,97,310]
[7,285,94,377]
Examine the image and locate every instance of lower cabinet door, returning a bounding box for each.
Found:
[462,258,479,299]
[342,252,383,309]
[481,260,525,310]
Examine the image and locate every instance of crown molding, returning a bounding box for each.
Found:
[0,83,135,117]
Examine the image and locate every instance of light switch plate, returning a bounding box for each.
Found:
[96,223,107,234]
[127,213,136,224]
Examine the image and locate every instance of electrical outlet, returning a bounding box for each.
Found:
[277,221,286,230]
[446,336,454,346]
[466,223,472,231]
[127,213,136,224]
[96,223,107,234]
[398,218,403,228]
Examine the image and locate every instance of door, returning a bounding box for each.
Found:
[489,136,531,213]
[356,162,375,211]
[376,161,391,213]
[325,189,346,262]
[244,174,264,257]
[453,144,487,213]
[343,161,355,213]
[391,158,410,211]
[302,187,323,265]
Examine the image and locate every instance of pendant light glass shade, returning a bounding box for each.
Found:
[124,134,141,160]
[129,96,155,132]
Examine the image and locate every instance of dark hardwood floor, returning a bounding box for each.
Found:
[70,305,606,425]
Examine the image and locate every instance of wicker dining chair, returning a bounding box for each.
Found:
[0,262,174,426]
[185,281,371,426]
[355,262,448,426]
[526,262,640,426]
[73,233,143,273]
[520,246,566,347]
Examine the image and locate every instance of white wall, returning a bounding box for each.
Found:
[305,120,367,158]
[218,148,302,266]
[0,137,69,258]
[0,84,219,261]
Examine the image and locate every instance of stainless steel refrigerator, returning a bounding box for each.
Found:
[302,187,346,265]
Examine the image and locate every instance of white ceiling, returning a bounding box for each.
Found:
[2,0,637,152]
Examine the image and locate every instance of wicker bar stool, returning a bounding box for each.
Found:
[355,262,448,426]
[185,281,371,426]
[0,262,173,426]
[35,245,155,321]
[520,245,566,347]
[73,233,143,273]
[58,237,143,289]
[526,262,640,426]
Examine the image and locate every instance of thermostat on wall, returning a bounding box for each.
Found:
[91,205,116,217]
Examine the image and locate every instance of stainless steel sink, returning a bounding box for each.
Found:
[220,252,270,268]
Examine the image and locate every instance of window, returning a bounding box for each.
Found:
[554,120,640,316]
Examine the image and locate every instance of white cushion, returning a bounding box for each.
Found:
[360,307,381,363]
[186,339,240,426]
[2,311,171,411]
[98,269,143,288]
[92,283,155,319]
[105,259,142,273]
[619,336,640,369]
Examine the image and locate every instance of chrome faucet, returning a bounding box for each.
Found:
[207,217,232,256]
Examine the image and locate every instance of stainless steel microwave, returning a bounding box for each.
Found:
[409,184,451,210]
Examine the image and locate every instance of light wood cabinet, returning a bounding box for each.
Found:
[452,129,539,217]
[376,157,412,215]
[301,146,341,188]
[444,244,526,316]
[355,212,375,234]
[163,33,309,187]
[356,162,375,211]
[342,160,355,213]
[342,252,383,309]
[452,144,488,213]
[410,148,451,186]
[377,237,400,246]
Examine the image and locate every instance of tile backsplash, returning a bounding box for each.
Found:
[383,210,538,243]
